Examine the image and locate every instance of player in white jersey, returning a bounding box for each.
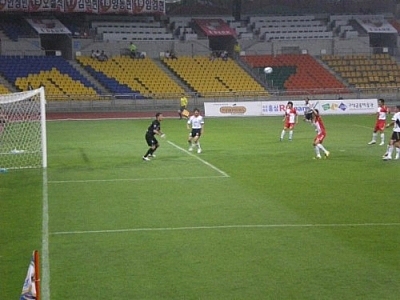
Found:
[383,105,400,160]
[187,108,204,154]
[303,97,313,122]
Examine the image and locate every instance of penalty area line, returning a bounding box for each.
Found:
[354,124,372,130]
[167,140,229,178]
[51,222,400,236]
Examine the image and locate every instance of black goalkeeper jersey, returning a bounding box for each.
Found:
[146,120,161,136]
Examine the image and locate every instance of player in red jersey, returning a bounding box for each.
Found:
[311,108,330,159]
[280,101,298,141]
[368,98,389,146]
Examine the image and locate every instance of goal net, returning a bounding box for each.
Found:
[0,87,47,169]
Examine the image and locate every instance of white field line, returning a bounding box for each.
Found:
[354,124,372,130]
[48,175,226,184]
[167,140,229,177]
[51,222,400,236]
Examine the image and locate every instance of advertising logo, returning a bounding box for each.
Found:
[219,106,247,114]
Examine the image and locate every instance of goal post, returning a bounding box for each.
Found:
[0,87,47,169]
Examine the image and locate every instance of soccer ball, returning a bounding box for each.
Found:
[264,67,273,74]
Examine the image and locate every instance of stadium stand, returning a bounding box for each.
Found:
[91,21,174,41]
[0,0,399,104]
[162,55,268,98]
[389,19,400,35]
[0,56,100,100]
[0,16,37,41]
[249,15,333,41]
[321,53,400,89]
[0,84,10,94]
[76,55,185,99]
[242,54,347,94]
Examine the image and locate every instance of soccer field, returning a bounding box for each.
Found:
[1,115,400,299]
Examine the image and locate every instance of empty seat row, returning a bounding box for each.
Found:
[321,53,400,89]
[102,32,174,41]
[255,21,323,29]
[97,27,167,34]
[77,55,185,99]
[264,31,333,40]
[163,55,268,97]
[242,54,347,94]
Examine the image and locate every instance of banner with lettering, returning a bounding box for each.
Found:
[98,0,132,14]
[28,0,64,12]
[64,0,98,13]
[193,19,236,37]
[133,0,164,14]
[0,0,165,13]
[355,15,397,34]
[0,0,29,12]
[26,18,72,34]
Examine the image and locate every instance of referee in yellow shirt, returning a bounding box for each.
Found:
[179,94,188,119]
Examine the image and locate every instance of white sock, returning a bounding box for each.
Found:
[317,143,328,154]
[384,144,389,155]
[315,146,320,156]
[387,145,394,158]
[197,142,201,149]
[372,132,377,141]
[380,133,384,143]
[396,148,400,157]
[289,130,293,139]
[280,130,285,139]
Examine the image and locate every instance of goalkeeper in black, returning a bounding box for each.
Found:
[143,112,165,161]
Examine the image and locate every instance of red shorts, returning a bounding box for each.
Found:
[314,133,326,144]
[284,121,295,129]
[374,120,386,132]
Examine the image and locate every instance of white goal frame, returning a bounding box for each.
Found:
[0,87,47,169]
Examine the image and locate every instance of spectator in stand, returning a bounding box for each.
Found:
[91,50,101,60]
[233,42,241,59]
[209,51,216,62]
[165,50,177,60]
[27,82,33,91]
[98,51,108,61]
[170,50,178,59]
[221,50,228,61]
[130,42,137,59]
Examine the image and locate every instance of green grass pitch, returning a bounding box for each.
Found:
[1,114,400,299]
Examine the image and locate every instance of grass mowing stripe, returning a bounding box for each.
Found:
[51,222,400,235]
[42,170,50,300]
[167,140,230,177]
